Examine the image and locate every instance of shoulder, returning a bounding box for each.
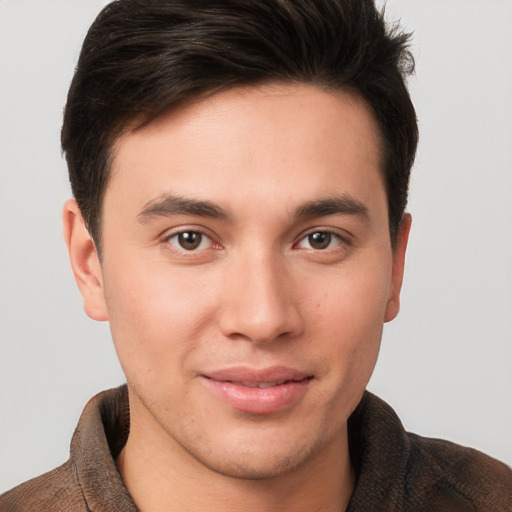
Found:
[348,392,512,511]
[405,432,512,511]
[0,461,87,512]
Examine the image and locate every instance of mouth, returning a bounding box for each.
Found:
[205,376,312,388]
[200,367,313,414]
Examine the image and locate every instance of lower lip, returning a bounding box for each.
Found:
[201,377,311,415]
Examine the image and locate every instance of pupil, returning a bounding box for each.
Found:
[178,231,201,250]
[309,232,331,249]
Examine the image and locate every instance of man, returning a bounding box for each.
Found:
[1,0,511,510]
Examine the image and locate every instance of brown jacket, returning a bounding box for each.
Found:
[1,386,511,511]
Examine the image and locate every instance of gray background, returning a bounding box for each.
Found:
[1,0,511,492]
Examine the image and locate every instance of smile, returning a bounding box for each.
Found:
[201,367,313,414]
[214,377,311,388]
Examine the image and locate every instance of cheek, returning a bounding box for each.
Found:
[312,259,391,336]
[308,261,391,380]
[101,258,220,384]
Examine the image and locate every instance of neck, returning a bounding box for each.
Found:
[117,399,355,512]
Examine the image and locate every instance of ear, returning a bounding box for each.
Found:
[384,213,412,323]
[62,199,108,321]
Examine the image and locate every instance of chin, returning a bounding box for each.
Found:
[185,429,324,481]
[196,448,313,481]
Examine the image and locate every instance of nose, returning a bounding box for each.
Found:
[218,251,304,344]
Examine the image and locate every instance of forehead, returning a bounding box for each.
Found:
[106,84,386,222]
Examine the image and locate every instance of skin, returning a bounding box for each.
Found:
[63,83,411,512]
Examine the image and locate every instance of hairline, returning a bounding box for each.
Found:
[88,80,396,258]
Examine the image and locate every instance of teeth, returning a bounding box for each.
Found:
[230,380,291,388]
[225,377,310,388]
[240,381,260,388]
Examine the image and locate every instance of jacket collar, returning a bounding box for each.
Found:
[70,385,411,511]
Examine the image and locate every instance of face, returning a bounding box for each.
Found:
[65,84,409,480]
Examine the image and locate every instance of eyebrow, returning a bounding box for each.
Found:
[294,195,368,219]
[137,194,230,223]
[137,193,368,224]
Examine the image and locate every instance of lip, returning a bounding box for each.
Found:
[200,366,313,415]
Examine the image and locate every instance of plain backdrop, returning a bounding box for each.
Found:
[1,0,511,492]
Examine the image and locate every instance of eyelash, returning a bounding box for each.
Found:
[164,228,350,254]
[294,230,347,251]
[165,230,218,253]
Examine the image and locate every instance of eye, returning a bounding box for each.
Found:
[296,231,343,250]
[167,231,214,251]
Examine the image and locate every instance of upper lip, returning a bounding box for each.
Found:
[201,365,313,385]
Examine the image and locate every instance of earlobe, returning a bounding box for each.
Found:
[384,213,412,323]
[62,199,108,321]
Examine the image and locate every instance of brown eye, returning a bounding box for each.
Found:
[296,230,343,251]
[178,232,201,250]
[168,231,212,251]
[308,232,332,250]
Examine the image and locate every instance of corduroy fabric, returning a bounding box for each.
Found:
[1,386,511,511]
